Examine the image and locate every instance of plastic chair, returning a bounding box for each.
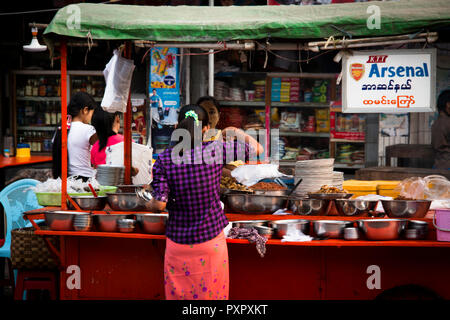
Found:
[0,178,42,297]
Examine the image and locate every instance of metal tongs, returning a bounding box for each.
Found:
[136,184,153,202]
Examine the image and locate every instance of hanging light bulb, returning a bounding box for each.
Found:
[23,26,47,52]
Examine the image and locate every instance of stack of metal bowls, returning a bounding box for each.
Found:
[117,218,136,233]
[404,220,429,240]
[96,165,125,186]
[73,213,93,231]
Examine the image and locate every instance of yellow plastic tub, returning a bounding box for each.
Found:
[342,180,378,198]
[376,180,400,198]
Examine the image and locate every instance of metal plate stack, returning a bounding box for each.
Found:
[294,159,334,196]
[96,165,125,186]
[332,171,344,190]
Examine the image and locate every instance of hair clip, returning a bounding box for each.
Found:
[185,110,199,126]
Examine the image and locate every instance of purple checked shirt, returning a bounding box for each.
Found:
[151,140,252,244]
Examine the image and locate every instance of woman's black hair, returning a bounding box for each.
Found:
[68,91,97,118]
[196,95,221,112]
[176,104,209,147]
[437,89,450,114]
[91,108,119,151]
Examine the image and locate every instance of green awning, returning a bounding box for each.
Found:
[44,0,450,42]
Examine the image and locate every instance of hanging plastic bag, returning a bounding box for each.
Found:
[105,142,153,185]
[101,49,135,113]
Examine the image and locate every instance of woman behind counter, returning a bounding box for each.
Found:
[90,108,124,168]
[67,92,98,182]
[145,104,263,300]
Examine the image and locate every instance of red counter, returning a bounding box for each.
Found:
[25,210,450,300]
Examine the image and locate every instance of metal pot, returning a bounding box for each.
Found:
[269,219,310,238]
[92,214,130,232]
[226,193,287,214]
[288,197,330,216]
[313,220,354,239]
[357,219,408,240]
[231,220,269,229]
[45,211,90,231]
[135,213,168,234]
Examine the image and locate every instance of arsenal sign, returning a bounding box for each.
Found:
[350,63,364,81]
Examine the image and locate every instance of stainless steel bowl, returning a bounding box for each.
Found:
[231,220,268,229]
[404,228,427,240]
[405,220,429,240]
[106,193,147,211]
[344,227,360,241]
[73,214,92,232]
[252,189,289,196]
[381,200,432,218]
[135,213,168,234]
[269,219,310,238]
[67,195,107,210]
[288,197,330,216]
[45,211,90,231]
[92,214,130,232]
[335,199,379,217]
[313,220,354,239]
[308,193,354,200]
[226,193,287,214]
[254,225,274,239]
[116,185,146,193]
[357,219,408,240]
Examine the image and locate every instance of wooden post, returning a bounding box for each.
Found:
[124,42,132,184]
[60,40,68,210]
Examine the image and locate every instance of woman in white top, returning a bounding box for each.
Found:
[67,92,98,181]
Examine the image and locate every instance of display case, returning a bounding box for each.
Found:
[11,70,105,155]
[214,71,367,169]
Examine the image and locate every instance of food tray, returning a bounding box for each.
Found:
[35,186,117,206]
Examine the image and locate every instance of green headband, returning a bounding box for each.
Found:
[185,110,199,126]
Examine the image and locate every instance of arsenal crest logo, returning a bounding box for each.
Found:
[350,63,364,81]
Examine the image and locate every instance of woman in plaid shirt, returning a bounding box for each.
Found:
[146,104,263,300]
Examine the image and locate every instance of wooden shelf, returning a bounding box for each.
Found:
[279,131,330,138]
[18,126,56,131]
[17,96,61,101]
[334,163,365,169]
[330,139,365,143]
[218,100,330,108]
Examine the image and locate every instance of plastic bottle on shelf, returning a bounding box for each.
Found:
[32,79,39,97]
[3,129,15,157]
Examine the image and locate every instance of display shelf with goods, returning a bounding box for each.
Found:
[329,101,367,169]
[12,70,63,156]
[266,73,336,164]
[11,70,106,155]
